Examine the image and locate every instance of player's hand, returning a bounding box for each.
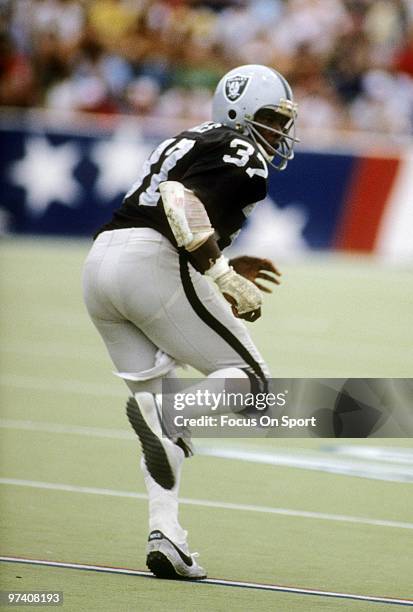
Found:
[205,255,262,322]
[229,256,281,293]
[223,293,261,322]
[238,306,261,322]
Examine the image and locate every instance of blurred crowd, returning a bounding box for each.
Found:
[1,0,413,135]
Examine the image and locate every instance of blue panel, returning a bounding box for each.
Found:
[0,125,358,249]
[0,128,123,236]
[267,151,357,248]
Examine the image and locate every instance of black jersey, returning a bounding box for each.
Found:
[95,121,269,250]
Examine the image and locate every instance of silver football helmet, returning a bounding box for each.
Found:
[212,64,299,171]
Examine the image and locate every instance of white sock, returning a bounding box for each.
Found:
[140,454,188,550]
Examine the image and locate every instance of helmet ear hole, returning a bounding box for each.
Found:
[228,109,237,120]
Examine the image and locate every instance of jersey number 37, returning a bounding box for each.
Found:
[223,138,268,179]
[126,134,268,206]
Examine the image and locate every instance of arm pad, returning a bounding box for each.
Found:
[159,181,214,251]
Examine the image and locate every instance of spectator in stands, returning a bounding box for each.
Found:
[1,0,412,134]
[394,24,413,78]
[0,32,36,106]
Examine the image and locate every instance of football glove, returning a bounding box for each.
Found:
[206,256,262,317]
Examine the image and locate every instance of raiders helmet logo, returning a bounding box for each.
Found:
[224,75,251,102]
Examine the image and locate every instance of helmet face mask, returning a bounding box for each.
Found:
[245,105,298,171]
[212,65,299,171]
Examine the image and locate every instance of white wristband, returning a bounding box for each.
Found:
[205,255,231,281]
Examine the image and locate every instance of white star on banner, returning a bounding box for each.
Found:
[229,196,308,258]
[9,136,81,216]
[91,123,151,202]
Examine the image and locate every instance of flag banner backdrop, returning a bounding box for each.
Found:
[1,114,412,260]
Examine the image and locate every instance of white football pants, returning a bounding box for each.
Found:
[82,227,269,545]
[82,228,269,386]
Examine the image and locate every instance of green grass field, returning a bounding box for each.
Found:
[1,238,412,611]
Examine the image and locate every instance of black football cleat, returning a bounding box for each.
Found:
[126,394,184,490]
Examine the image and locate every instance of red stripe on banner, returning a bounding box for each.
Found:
[335,157,400,251]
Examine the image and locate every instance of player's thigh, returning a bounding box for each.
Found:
[140,253,268,377]
[90,316,159,391]
[85,230,268,378]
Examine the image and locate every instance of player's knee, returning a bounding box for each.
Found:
[209,366,269,389]
[208,366,250,380]
[207,366,269,414]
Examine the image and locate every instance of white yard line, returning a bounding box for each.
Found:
[0,419,134,439]
[325,445,413,465]
[198,447,413,483]
[1,477,412,531]
[0,374,123,398]
[2,335,412,360]
[1,417,413,483]
[0,342,101,361]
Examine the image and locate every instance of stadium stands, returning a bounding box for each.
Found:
[1,0,412,135]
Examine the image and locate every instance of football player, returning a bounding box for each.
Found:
[83,64,298,579]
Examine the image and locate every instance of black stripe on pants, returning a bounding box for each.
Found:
[179,252,267,387]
